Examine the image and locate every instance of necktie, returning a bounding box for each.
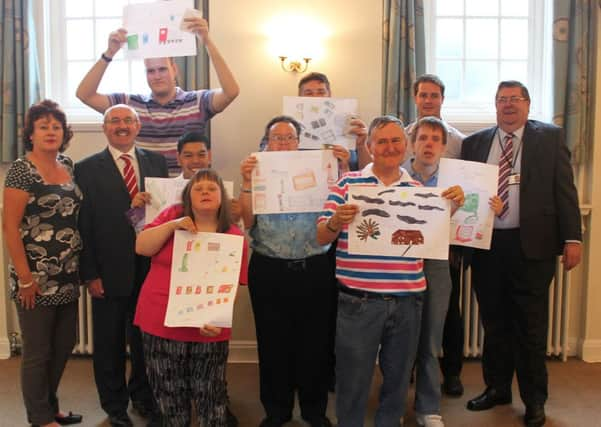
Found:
[120,154,139,199]
[497,134,513,219]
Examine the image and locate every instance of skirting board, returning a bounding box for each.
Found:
[0,338,11,360]
[228,340,258,363]
[227,338,583,364]
[578,338,601,362]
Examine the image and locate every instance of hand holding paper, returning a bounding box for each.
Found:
[180,9,207,40]
[107,28,127,57]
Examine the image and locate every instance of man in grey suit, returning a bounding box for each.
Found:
[75,105,168,427]
[461,81,581,427]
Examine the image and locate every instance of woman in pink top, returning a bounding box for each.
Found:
[134,169,248,427]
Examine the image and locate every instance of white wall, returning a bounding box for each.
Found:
[0,0,383,360]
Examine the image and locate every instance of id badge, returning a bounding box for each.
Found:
[508,173,520,185]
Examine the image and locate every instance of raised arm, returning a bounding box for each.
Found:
[239,155,257,229]
[184,16,239,113]
[136,216,197,257]
[76,28,128,113]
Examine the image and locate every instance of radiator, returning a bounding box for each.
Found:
[73,259,572,360]
[73,292,94,355]
[461,257,570,361]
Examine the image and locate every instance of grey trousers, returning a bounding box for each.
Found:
[16,300,77,425]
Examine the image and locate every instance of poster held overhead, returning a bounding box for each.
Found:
[123,0,197,59]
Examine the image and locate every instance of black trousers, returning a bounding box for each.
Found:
[92,293,155,416]
[440,246,464,378]
[471,229,555,406]
[248,252,334,421]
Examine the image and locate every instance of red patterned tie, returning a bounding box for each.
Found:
[120,154,139,199]
[497,134,513,219]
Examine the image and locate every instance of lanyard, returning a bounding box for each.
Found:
[497,132,522,170]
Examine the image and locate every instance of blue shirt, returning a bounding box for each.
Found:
[250,212,329,259]
[402,158,439,187]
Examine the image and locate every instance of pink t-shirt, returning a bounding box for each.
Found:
[134,204,249,342]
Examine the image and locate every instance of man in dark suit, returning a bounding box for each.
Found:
[75,104,168,427]
[461,81,582,427]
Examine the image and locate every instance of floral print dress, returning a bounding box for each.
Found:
[4,155,83,306]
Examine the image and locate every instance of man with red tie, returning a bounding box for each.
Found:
[461,81,582,427]
[75,104,168,427]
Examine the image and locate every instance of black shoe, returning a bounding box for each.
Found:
[226,405,239,427]
[108,413,134,427]
[132,400,156,419]
[524,404,546,427]
[303,415,334,427]
[466,387,512,411]
[146,412,163,427]
[442,375,464,397]
[258,416,290,427]
[54,411,83,425]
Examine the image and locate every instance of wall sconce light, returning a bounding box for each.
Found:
[279,56,311,73]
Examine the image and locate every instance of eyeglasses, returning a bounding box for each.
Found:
[105,117,137,125]
[496,96,528,104]
[269,135,298,144]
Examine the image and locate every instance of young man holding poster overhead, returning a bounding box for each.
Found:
[76,12,239,175]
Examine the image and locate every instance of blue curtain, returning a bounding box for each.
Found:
[174,0,210,90]
[552,0,595,164]
[0,0,41,160]
[382,0,425,125]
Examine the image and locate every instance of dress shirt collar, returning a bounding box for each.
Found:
[108,144,137,163]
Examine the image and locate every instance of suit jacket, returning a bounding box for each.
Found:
[461,119,581,259]
[75,147,169,296]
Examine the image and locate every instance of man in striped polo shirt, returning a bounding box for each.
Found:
[316,115,464,427]
[77,15,239,175]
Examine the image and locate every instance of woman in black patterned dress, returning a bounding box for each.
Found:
[2,100,83,427]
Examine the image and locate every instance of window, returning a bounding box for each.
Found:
[424,0,552,122]
[43,0,156,120]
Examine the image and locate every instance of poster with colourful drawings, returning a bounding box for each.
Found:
[347,186,451,260]
[145,177,234,223]
[283,96,359,149]
[123,0,197,59]
[251,150,338,214]
[438,158,498,250]
[164,230,244,328]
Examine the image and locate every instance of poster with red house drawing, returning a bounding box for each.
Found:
[347,186,451,260]
[164,230,244,328]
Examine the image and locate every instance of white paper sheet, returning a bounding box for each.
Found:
[164,230,244,328]
[123,0,197,59]
[438,158,499,250]
[283,96,359,149]
[251,150,337,214]
[145,177,234,223]
[347,186,451,260]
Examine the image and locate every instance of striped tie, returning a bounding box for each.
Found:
[497,134,513,219]
[120,154,139,199]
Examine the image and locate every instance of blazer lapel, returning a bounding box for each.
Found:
[520,120,540,187]
[135,147,150,192]
[476,127,497,162]
[99,148,130,200]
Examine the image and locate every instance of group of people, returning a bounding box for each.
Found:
[2,13,582,427]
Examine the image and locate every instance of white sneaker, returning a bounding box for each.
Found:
[416,413,445,427]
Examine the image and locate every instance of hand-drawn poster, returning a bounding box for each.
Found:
[347,186,451,260]
[145,177,234,223]
[123,0,197,59]
[165,230,244,328]
[283,96,359,149]
[251,150,338,214]
[438,158,498,250]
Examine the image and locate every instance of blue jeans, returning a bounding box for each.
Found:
[335,291,423,427]
[415,260,452,415]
